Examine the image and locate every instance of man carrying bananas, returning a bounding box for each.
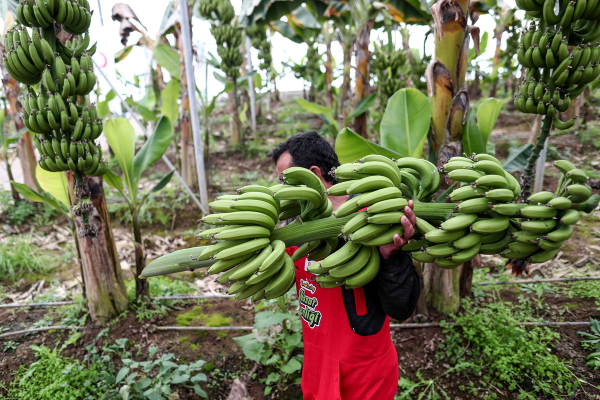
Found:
[272,131,420,400]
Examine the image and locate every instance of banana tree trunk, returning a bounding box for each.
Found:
[0,55,39,192]
[228,77,241,145]
[326,39,333,109]
[354,20,374,138]
[490,26,504,97]
[339,38,354,128]
[67,174,128,325]
[424,0,480,315]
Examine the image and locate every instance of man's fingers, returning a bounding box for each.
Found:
[404,205,417,226]
[401,216,414,241]
[393,234,405,248]
[408,199,414,209]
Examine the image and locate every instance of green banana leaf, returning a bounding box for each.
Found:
[133,116,173,187]
[462,107,486,157]
[476,97,503,147]
[97,90,115,118]
[104,118,136,199]
[36,165,70,208]
[161,79,180,124]
[11,181,67,213]
[153,44,181,80]
[502,144,532,173]
[380,88,431,159]
[345,93,377,122]
[296,98,336,126]
[335,128,401,164]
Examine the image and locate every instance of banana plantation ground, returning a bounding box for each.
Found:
[1,100,600,399]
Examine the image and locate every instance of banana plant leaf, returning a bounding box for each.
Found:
[36,165,70,208]
[462,107,486,157]
[153,44,181,80]
[380,88,431,159]
[104,118,136,199]
[476,97,503,147]
[161,79,180,124]
[503,144,532,173]
[335,128,401,164]
[296,98,336,126]
[11,181,68,214]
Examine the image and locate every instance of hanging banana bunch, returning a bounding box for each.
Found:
[199,0,243,80]
[371,43,407,106]
[513,0,600,196]
[426,0,481,163]
[246,25,272,73]
[5,0,106,181]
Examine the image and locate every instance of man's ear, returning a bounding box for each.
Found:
[309,166,323,179]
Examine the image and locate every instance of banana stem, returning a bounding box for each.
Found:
[521,115,553,199]
[41,26,56,53]
[270,203,456,247]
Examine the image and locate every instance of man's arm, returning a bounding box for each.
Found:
[375,251,420,321]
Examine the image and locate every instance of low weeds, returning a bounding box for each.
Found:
[234,292,303,397]
[1,338,208,400]
[0,233,56,283]
[125,275,195,321]
[437,295,584,399]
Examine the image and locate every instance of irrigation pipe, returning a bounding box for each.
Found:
[0,295,232,309]
[476,276,600,286]
[93,61,208,215]
[0,326,87,339]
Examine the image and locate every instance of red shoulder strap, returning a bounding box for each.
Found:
[353,287,367,316]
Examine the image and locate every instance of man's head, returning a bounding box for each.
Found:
[271,131,340,187]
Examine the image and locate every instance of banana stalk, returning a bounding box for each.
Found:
[521,116,553,198]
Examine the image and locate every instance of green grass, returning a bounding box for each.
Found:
[0,233,56,284]
[437,295,582,399]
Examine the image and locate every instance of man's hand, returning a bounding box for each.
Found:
[379,200,417,259]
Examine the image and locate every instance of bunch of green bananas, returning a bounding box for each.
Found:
[400,154,521,268]
[197,184,303,301]
[402,154,592,266]
[197,0,218,19]
[513,0,600,128]
[4,5,105,177]
[15,0,91,34]
[246,25,271,71]
[409,54,430,93]
[200,0,243,82]
[372,44,408,102]
[300,156,445,287]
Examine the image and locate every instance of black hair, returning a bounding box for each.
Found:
[271,131,340,183]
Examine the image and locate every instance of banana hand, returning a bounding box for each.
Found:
[379,200,416,259]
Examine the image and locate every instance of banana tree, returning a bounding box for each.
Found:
[103,117,174,298]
